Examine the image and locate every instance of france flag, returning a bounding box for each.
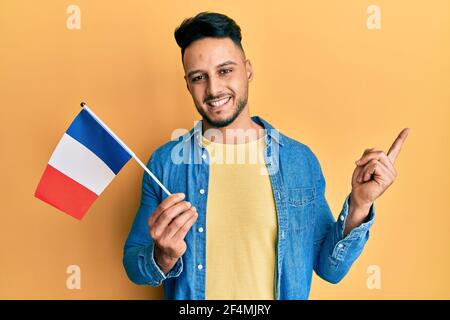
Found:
[35,104,134,220]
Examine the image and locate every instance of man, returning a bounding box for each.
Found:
[123,12,408,300]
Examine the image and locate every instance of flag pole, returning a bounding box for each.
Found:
[80,102,171,196]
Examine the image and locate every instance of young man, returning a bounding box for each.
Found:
[123,12,408,300]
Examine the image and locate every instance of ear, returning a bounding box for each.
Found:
[245,59,254,82]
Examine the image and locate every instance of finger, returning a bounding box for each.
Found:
[356,149,382,166]
[370,160,394,185]
[362,160,384,182]
[164,207,197,239]
[357,158,388,183]
[357,159,378,183]
[355,150,396,174]
[361,148,377,157]
[355,148,378,168]
[149,193,185,227]
[153,200,192,231]
[387,128,410,164]
[359,159,394,184]
[351,165,361,185]
[351,162,364,185]
[172,211,198,242]
[152,201,192,238]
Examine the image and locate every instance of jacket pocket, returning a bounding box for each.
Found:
[288,187,315,207]
[287,187,316,232]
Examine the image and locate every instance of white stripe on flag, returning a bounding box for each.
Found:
[48,133,116,195]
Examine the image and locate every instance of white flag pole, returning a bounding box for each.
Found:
[80,102,171,196]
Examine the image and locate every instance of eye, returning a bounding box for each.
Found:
[220,68,233,74]
[191,74,206,82]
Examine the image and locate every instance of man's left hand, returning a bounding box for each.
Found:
[343,128,409,236]
[350,128,410,208]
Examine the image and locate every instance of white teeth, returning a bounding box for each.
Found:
[208,97,230,107]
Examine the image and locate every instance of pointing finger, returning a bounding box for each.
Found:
[387,128,410,163]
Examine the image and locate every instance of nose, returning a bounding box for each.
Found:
[206,75,225,99]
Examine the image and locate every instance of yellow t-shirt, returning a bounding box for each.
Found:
[202,134,278,300]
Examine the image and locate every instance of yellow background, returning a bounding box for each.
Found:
[1,0,449,299]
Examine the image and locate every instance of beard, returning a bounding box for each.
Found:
[195,94,248,128]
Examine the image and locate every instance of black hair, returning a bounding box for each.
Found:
[174,11,244,62]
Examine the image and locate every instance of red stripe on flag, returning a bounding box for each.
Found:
[34,164,98,220]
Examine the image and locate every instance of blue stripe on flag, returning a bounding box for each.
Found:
[66,109,132,174]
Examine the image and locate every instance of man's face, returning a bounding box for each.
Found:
[183,37,253,128]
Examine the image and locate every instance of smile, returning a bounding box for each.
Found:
[207,96,231,107]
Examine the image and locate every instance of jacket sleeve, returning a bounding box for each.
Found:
[122,154,183,286]
[308,147,375,284]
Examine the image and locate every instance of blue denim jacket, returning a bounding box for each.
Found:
[123,116,375,300]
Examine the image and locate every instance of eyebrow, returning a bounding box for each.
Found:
[187,60,238,79]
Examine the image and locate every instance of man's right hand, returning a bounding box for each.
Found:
[148,193,198,275]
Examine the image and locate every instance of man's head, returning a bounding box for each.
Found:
[174,12,253,128]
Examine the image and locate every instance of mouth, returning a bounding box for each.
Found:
[206,96,232,111]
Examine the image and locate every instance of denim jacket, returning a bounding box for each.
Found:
[123,116,375,300]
